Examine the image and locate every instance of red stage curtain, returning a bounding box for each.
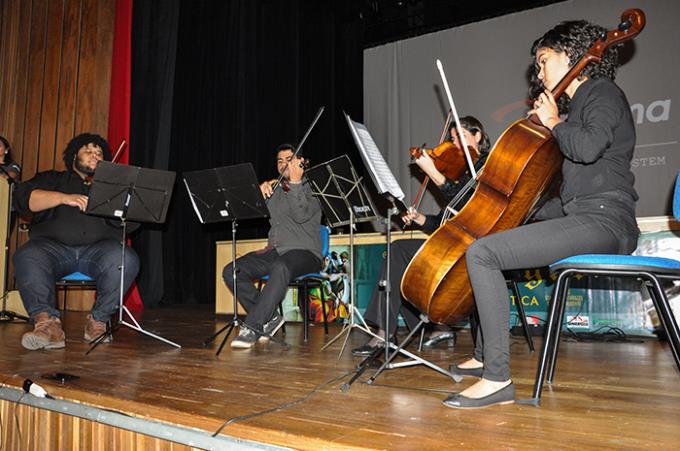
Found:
[108,0,143,312]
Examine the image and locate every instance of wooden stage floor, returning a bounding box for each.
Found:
[1,306,679,449]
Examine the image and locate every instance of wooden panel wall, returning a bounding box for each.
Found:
[0,398,203,451]
[0,0,115,308]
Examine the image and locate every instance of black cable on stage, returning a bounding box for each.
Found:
[212,369,354,437]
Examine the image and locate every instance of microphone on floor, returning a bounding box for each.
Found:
[22,379,55,399]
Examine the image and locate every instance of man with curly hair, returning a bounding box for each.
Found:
[444,20,640,408]
[13,133,140,350]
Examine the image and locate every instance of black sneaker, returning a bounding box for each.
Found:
[231,325,258,349]
[258,312,285,343]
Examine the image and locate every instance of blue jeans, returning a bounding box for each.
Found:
[13,238,140,322]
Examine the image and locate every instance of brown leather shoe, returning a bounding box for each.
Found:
[21,312,66,350]
[84,314,112,343]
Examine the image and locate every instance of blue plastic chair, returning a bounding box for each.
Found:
[530,172,680,403]
[56,272,96,310]
[259,225,332,342]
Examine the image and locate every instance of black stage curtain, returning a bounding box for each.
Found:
[131,0,363,306]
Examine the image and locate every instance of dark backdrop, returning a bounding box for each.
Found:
[130,0,364,306]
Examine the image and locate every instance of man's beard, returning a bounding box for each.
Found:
[75,158,96,176]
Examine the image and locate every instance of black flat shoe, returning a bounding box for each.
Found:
[422,331,456,348]
[449,363,484,378]
[442,383,515,409]
[351,342,382,357]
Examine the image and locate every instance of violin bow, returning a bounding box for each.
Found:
[111,139,127,164]
[267,106,325,202]
[411,110,453,212]
[435,59,477,179]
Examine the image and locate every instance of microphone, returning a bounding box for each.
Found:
[22,379,54,399]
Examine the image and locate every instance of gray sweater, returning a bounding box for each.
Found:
[266,181,323,260]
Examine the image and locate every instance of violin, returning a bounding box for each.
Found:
[265,157,310,193]
[85,139,127,186]
[410,140,480,183]
[403,111,479,223]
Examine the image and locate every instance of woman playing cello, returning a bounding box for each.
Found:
[444,18,640,409]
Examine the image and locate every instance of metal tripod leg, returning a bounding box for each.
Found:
[321,304,372,357]
[204,316,239,350]
[86,221,181,354]
[367,318,461,385]
[340,345,384,392]
[215,321,238,356]
[0,309,29,323]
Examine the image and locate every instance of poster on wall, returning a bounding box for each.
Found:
[281,243,385,324]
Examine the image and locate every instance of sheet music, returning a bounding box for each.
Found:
[345,114,405,202]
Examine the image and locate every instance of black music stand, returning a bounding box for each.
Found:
[340,114,458,391]
[306,155,379,357]
[85,161,179,353]
[183,163,271,356]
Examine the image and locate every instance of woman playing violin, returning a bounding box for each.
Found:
[352,116,491,356]
[444,19,639,409]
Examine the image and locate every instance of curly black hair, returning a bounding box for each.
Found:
[62,133,111,170]
[529,20,620,113]
[449,115,491,154]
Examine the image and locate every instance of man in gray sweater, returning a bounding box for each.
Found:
[224,144,322,349]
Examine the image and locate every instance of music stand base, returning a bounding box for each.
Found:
[86,305,181,355]
[0,310,29,323]
[321,305,371,357]
[203,318,238,347]
[340,318,461,392]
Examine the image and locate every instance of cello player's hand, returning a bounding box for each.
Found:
[528,90,562,130]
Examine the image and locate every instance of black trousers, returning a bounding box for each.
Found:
[466,192,639,382]
[363,239,424,336]
[223,247,321,330]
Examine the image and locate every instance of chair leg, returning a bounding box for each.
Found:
[510,280,535,353]
[278,304,286,335]
[319,283,329,335]
[531,270,569,401]
[62,286,68,311]
[547,275,571,384]
[301,282,309,342]
[470,310,480,349]
[646,276,680,373]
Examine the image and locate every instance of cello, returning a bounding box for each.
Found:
[400,8,646,324]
